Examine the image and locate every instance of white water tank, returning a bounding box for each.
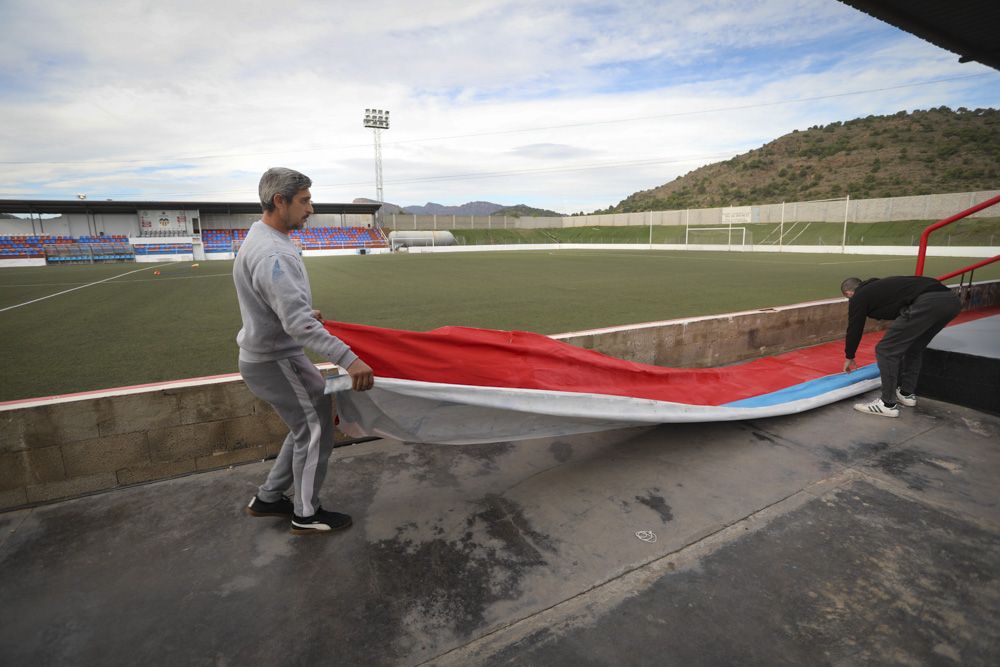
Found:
[388,230,456,248]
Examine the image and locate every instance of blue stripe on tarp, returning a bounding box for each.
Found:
[722,364,880,408]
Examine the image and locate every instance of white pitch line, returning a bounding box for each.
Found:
[0,262,174,313]
[817,257,914,265]
[3,272,231,287]
[121,272,232,284]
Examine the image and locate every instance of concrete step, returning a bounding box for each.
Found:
[918,314,1000,415]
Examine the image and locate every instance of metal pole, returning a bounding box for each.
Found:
[841,194,849,253]
[779,201,784,251]
[373,127,384,225]
[648,210,652,248]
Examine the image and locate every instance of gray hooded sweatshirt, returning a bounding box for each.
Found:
[233,220,358,368]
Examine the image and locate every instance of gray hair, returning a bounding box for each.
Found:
[259,167,312,212]
[840,277,862,294]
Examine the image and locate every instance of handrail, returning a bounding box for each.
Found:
[915,193,1000,278]
[936,255,1000,282]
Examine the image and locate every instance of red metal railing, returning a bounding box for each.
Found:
[915,194,1000,280]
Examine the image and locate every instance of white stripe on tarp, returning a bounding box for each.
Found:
[325,373,881,445]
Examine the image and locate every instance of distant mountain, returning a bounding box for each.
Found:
[596,107,1000,213]
[401,201,565,216]
[403,201,505,215]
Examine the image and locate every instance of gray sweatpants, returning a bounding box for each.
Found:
[875,290,961,404]
[239,354,335,517]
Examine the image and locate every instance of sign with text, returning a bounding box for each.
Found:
[139,210,197,234]
[721,206,753,224]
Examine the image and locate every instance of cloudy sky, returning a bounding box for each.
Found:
[1,0,997,214]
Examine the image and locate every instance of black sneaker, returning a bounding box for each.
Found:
[291,508,353,535]
[246,494,294,517]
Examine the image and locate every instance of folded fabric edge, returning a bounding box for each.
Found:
[325,368,880,424]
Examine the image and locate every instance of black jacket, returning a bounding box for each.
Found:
[844,276,948,359]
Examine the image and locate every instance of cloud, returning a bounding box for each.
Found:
[508,143,598,160]
[0,0,997,212]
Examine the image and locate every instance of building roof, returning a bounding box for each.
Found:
[839,0,1000,70]
[0,199,381,216]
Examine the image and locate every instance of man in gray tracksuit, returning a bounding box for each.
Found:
[235,167,374,534]
[841,275,961,418]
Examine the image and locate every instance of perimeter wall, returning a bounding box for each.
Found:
[383,189,1000,230]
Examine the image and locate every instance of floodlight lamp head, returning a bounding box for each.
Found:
[363,108,390,129]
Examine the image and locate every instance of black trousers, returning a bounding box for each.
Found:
[875,290,961,403]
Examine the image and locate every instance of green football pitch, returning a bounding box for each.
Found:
[2,249,998,401]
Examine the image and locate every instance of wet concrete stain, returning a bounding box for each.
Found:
[822,442,967,492]
[824,441,890,464]
[634,489,674,523]
[873,449,964,492]
[477,494,557,557]
[549,440,574,463]
[486,627,555,665]
[751,430,777,444]
[365,493,556,641]
[468,441,517,477]
[402,441,515,485]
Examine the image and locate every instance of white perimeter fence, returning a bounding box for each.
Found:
[384,189,1000,231]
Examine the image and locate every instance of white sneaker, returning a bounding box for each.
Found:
[853,398,900,418]
[895,389,917,407]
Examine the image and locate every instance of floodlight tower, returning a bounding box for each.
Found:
[363,108,390,224]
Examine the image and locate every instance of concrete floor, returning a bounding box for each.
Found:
[1,392,998,666]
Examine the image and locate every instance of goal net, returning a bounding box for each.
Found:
[685,226,747,247]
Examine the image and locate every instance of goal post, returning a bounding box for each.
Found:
[684,226,747,247]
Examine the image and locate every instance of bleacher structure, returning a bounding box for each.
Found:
[133,242,194,257]
[203,227,388,254]
[202,228,248,253]
[0,235,138,263]
[45,235,135,263]
[0,235,47,259]
[1,226,387,265]
[292,226,386,250]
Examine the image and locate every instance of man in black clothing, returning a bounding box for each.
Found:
[841,275,961,417]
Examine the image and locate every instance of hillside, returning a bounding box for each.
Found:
[352,198,405,214]
[492,204,563,217]
[600,107,999,213]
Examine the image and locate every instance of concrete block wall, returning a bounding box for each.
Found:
[555,281,999,369]
[0,378,293,511]
[1,281,997,512]
[554,300,872,368]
